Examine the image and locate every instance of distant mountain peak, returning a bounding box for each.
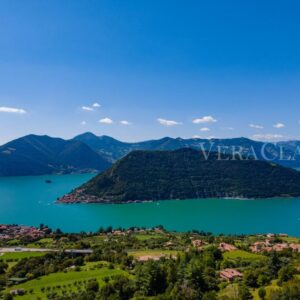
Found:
[0,134,111,176]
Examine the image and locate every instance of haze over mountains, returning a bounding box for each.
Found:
[1,132,300,176]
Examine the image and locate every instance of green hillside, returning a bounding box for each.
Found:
[60,148,300,203]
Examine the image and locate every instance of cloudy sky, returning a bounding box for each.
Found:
[0,0,300,144]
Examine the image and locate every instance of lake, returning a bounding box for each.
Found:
[1,173,300,236]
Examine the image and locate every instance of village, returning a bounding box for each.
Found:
[0,224,47,240]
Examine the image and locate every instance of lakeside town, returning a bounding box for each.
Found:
[1,224,300,299]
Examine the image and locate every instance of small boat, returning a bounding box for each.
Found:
[45,180,52,184]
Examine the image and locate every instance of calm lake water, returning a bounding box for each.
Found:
[1,173,300,236]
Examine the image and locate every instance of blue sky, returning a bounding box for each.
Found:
[0,0,300,144]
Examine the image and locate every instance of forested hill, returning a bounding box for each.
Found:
[59,148,300,203]
[0,135,111,176]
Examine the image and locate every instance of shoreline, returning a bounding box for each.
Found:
[57,193,299,205]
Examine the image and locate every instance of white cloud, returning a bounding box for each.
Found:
[221,127,234,131]
[157,118,181,126]
[199,127,210,132]
[0,106,27,114]
[81,121,87,125]
[120,120,131,125]
[193,116,217,124]
[249,124,264,129]
[81,106,94,111]
[193,135,216,140]
[99,117,113,124]
[252,134,283,141]
[273,123,285,129]
[81,102,101,111]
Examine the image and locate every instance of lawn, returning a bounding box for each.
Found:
[9,263,128,300]
[223,250,264,261]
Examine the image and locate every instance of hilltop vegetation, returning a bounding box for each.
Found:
[60,148,300,203]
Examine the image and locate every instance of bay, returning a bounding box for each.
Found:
[1,174,300,236]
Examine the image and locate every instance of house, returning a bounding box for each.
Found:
[250,239,272,253]
[192,240,206,249]
[250,242,265,253]
[272,243,289,252]
[218,243,237,252]
[165,241,174,247]
[289,243,300,253]
[220,269,243,282]
[112,230,126,236]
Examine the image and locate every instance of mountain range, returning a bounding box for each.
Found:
[74,132,300,168]
[0,134,110,176]
[1,132,300,176]
[58,148,300,204]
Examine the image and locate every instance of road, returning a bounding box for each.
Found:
[0,247,93,254]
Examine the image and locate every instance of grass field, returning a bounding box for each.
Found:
[223,250,264,261]
[128,249,179,258]
[0,251,47,261]
[133,234,163,241]
[9,263,128,300]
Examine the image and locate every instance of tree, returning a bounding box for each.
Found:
[243,270,259,288]
[258,287,266,300]
[238,284,252,300]
[268,252,282,278]
[202,291,217,300]
[86,280,99,293]
[135,260,167,296]
[281,278,300,299]
[3,294,13,300]
[278,265,297,285]
[257,274,271,287]
[0,262,8,274]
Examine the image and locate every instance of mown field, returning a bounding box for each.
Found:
[223,250,264,261]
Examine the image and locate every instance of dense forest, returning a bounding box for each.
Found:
[61,148,300,203]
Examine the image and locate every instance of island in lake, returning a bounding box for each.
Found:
[58,148,300,204]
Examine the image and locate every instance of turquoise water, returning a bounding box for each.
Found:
[1,174,300,236]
